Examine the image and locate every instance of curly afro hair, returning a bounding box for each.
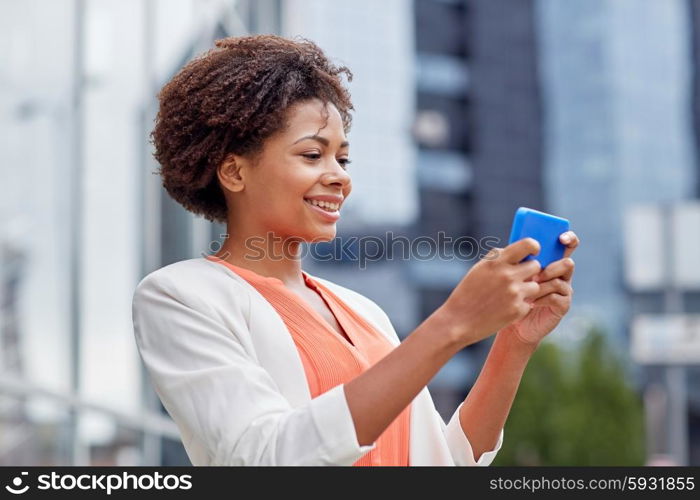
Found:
[151,34,354,224]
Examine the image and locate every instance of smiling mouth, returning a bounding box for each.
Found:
[303,198,340,213]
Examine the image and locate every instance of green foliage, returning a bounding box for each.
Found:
[493,327,646,465]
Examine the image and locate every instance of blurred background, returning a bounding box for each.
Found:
[1,0,699,466]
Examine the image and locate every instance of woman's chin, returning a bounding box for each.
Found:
[308,232,335,243]
[304,226,336,243]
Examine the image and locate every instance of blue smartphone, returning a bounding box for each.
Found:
[507,207,570,269]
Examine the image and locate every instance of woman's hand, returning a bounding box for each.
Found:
[502,231,580,347]
[439,237,544,347]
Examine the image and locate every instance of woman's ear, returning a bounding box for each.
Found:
[218,153,246,193]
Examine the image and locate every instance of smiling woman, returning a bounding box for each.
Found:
[133,34,579,467]
[213,98,351,245]
[151,35,354,228]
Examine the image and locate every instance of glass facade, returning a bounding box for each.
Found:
[536,0,698,349]
[537,0,700,464]
[0,0,268,466]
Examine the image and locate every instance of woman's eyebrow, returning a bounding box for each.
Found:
[293,135,349,148]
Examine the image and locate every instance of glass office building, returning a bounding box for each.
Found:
[0,0,282,466]
[536,0,700,463]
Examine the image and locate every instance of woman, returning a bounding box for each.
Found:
[132,34,579,466]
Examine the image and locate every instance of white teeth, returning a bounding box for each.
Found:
[305,199,340,211]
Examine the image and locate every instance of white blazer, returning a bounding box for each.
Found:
[131,257,504,466]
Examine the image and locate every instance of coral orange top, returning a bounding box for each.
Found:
[206,255,411,466]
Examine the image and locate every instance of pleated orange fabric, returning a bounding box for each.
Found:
[206,255,410,466]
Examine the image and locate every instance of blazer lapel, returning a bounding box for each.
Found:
[214,265,312,408]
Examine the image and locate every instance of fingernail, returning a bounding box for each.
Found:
[561,233,571,243]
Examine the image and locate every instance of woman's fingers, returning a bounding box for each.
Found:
[560,231,580,259]
[522,280,541,300]
[535,257,575,283]
[503,238,541,264]
[532,292,570,312]
[514,259,543,280]
[529,278,572,301]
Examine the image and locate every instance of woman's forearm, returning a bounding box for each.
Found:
[458,327,537,461]
[344,306,463,446]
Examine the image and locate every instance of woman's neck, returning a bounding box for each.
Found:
[212,231,306,288]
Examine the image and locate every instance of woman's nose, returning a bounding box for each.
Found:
[323,160,351,186]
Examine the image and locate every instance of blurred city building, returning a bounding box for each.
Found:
[0,0,279,466]
[412,0,544,413]
[537,0,700,465]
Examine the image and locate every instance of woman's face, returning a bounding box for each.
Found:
[221,98,352,244]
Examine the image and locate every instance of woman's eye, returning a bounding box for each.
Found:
[301,154,351,170]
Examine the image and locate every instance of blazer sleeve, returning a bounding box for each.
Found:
[442,403,504,466]
[132,271,376,466]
